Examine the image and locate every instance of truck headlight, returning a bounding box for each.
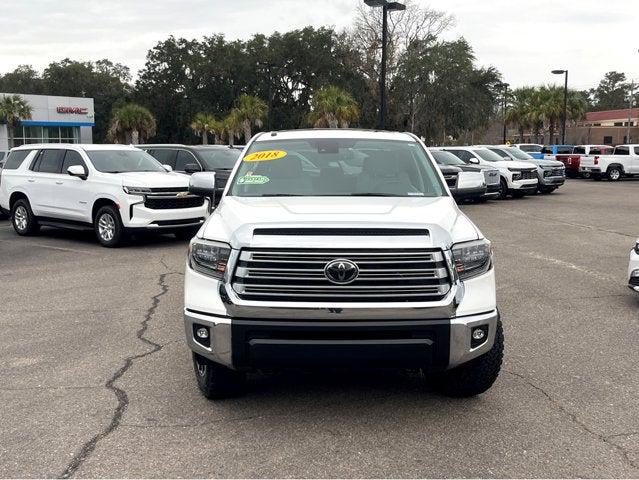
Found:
[123,186,152,195]
[189,239,231,280]
[634,240,639,255]
[452,239,492,280]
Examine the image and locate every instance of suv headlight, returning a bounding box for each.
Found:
[507,169,522,181]
[189,239,231,280]
[452,239,492,280]
[123,186,152,195]
[634,239,639,255]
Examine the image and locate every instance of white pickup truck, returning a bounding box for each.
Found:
[183,129,503,399]
[579,144,639,181]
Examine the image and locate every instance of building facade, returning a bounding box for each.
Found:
[0,93,95,152]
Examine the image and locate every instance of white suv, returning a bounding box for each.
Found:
[0,144,209,247]
[629,240,639,292]
[183,129,502,399]
[440,146,538,199]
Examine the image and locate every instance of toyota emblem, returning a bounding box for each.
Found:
[324,259,359,285]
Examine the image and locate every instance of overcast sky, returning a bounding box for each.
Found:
[1,0,638,90]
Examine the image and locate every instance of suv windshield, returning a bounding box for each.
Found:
[87,150,165,173]
[431,150,466,166]
[229,138,445,197]
[474,149,507,162]
[197,148,241,169]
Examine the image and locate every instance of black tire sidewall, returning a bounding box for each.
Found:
[498,178,508,200]
[94,205,124,247]
[11,198,38,236]
[607,167,622,181]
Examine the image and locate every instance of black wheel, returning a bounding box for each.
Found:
[606,166,622,181]
[497,178,508,200]
[174,227,200,241]
[192,352,246,400]
[581,171,591,179]
[94,205,124,247]
[432,321,504,397]
[11,198,39,236]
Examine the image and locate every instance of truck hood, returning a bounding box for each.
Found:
[201,196,482,249]
[522,159,564,168]
[116,171,190,188]
[489,160,536,170]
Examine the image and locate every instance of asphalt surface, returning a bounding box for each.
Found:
[1,179,638,478]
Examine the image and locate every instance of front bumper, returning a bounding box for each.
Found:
[184,309,499,371]
[628,250,639,292]
[540,176,565,187]
[451,185,486,200]
[123,199,209,230]
[508,178,538,192]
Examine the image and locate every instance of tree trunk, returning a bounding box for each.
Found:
[548,123,555,145]
[202,132,208,145]
[7,126,14,148]
[243,125,251,144]
[518,126,524,142]
[131,130,139,145]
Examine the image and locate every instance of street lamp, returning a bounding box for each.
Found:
[498,82,510,144]
[552,69,568,144]
[364,0,406,130]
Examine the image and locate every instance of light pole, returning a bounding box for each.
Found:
[498,82,509,144]
[364,0,406,130]
[627,80,635,144]
[552,69,568,144]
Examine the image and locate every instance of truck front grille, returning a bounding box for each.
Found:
[443,174,458,188]
[231,248,452,303]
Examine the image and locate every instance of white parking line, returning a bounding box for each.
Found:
[0,238,96,255]
[525,251,617,283]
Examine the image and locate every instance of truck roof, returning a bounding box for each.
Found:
[11,143,138,151]
[253,129,417,142]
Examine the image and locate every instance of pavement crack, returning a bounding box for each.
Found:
[505,369,639,470]
[59,273,171,479]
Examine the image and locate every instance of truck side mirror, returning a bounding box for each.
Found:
[189,172,217,211]
[468,157,480,165]
[67,165,87,180]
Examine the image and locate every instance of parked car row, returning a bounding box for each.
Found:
[0,137,569,249]
[429,144,566,202]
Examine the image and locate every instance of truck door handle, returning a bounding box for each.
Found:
[55,181,63,185]
[28,179,35,183]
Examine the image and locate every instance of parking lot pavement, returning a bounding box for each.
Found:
[1,179,638,478]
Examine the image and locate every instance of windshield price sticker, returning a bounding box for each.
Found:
[238,174,270,185]
[243,150,287,162]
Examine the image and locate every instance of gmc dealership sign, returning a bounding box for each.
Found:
[56,106,89,114]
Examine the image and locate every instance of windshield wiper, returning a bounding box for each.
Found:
[348,193,409,197]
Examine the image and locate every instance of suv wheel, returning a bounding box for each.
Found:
[497,178,508,200]
[607,166,622,181]
[431,320,504,397]
[192,352,246,399]
[11,198,40,236]
[94,205,124,247]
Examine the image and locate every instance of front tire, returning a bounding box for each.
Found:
[94,205,124,247]
[497,178,508,200]
[432,321,504,397]
[11,198,40,236]
[192,353,246,400]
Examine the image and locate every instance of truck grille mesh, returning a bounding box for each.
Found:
[231,248,452,303]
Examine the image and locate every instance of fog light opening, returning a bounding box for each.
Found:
[471,325,489,348]
[193,324,211,347]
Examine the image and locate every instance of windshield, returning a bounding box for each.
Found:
[196,148,242,169]
[431,150,466,166]
[229,138,445,197]
[519,144,542,153]
[87,150,165,173]
[504,147,533,160]
[474,149,506,162]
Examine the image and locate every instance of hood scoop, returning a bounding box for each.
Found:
[253,228,430,236]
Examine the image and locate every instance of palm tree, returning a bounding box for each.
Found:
[0,94,33,147]
[108,103,156,144]
[233,94,267,144]
[222,110,242,147]
[505,88,534,142]
[191,113,222,145]
[308,86,359,129]
[537,85,564,144]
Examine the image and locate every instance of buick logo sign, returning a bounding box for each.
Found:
[324,259,359,285]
